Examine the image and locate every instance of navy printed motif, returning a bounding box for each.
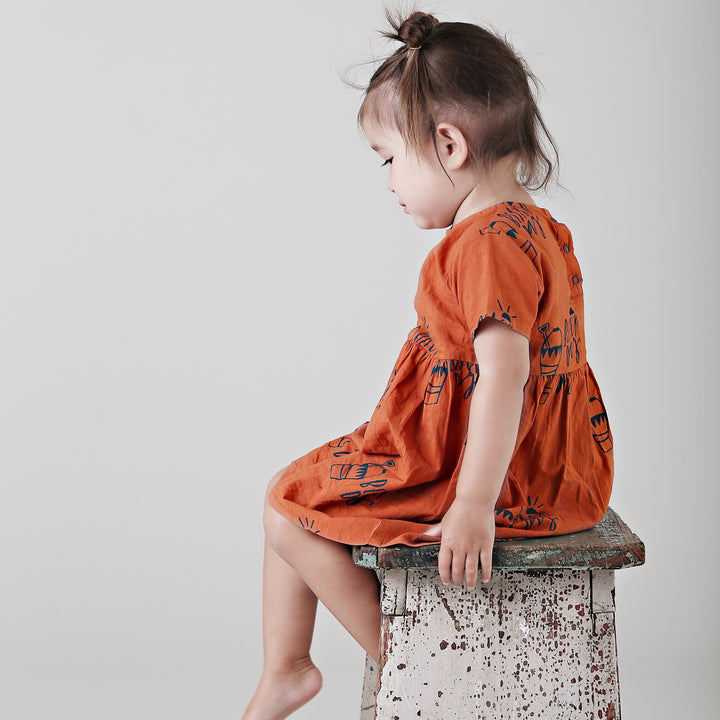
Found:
[450,360,479,399]
[476,202,546,261]
[538,323,562,375]
[497,301,517,326]
[330,459,395,481]
[555,374,572,397]
[298,516,321,534]
[328,436,353,457]
[496,496,558,531]
[423,360,479,404]
[331,460,395,507]
[424,363,448,405]
[478,203,546,240]
[477,299,518,330]
[589,396,613,453]
[519,237,538,262]
[341,490,387,507]
[538,373,573,405]
[409,325,437,355]
[537,307,582,391]
[478,221,537,260]
[540,378,553,405]
[564,306,581,365]
[382,318,482,410]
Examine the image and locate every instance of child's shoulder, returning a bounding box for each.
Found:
[437,201,557,268]
[445,200,553,240]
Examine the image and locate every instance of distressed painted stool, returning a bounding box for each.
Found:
[352,507,645,720]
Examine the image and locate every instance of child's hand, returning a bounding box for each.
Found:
[427,498,495,588]
[420,321,525,588]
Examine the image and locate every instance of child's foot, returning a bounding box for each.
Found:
[241,657,323,720]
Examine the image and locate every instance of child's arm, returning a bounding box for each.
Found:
[426,319,529,587]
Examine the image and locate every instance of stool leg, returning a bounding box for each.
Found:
[590,569,621,719]
[358,568,405,719]
[359,652,379,720]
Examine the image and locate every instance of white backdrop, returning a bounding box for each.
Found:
[1,1,718,718]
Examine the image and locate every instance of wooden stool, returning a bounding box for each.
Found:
[352,507,644,720]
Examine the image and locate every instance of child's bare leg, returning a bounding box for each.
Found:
[263,504,382,663]
[241,537,323,720]
[243,469,381,720]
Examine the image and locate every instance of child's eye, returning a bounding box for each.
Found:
[381,158,393,167]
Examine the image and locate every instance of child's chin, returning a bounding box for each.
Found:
[414,217,449,230]
[413,216,435,230]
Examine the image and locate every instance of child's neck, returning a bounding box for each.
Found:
[452,159,535,226]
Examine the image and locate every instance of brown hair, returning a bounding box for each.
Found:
[356,7,559,191]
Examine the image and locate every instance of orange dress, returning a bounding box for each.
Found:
[269,201,613,546]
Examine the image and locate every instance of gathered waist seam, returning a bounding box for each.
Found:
[529,364,588,379]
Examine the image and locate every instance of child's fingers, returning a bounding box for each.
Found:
[480,543,493,583]
[451,551,466,587]
[438,543,452,585]
[464,553,478,589]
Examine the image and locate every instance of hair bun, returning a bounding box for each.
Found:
[385,10,439,50]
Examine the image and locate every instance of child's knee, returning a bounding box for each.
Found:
[263,500,296,558]
[263,467,295,549]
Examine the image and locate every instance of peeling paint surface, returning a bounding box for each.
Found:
[360,568,622,719]
[352,507,645,572]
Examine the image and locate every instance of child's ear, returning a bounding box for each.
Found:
[435,122,469,171]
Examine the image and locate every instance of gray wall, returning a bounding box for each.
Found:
[1,1,718,718]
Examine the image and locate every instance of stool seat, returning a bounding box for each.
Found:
[352,507,645,571]
[352,507,645,720]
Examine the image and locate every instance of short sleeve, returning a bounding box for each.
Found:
[452,231,543,341]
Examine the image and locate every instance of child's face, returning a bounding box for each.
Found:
[364,122,462,230]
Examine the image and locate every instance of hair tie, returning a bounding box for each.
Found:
[406,44,422,51]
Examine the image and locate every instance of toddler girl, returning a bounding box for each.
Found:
[243,9,613,720]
